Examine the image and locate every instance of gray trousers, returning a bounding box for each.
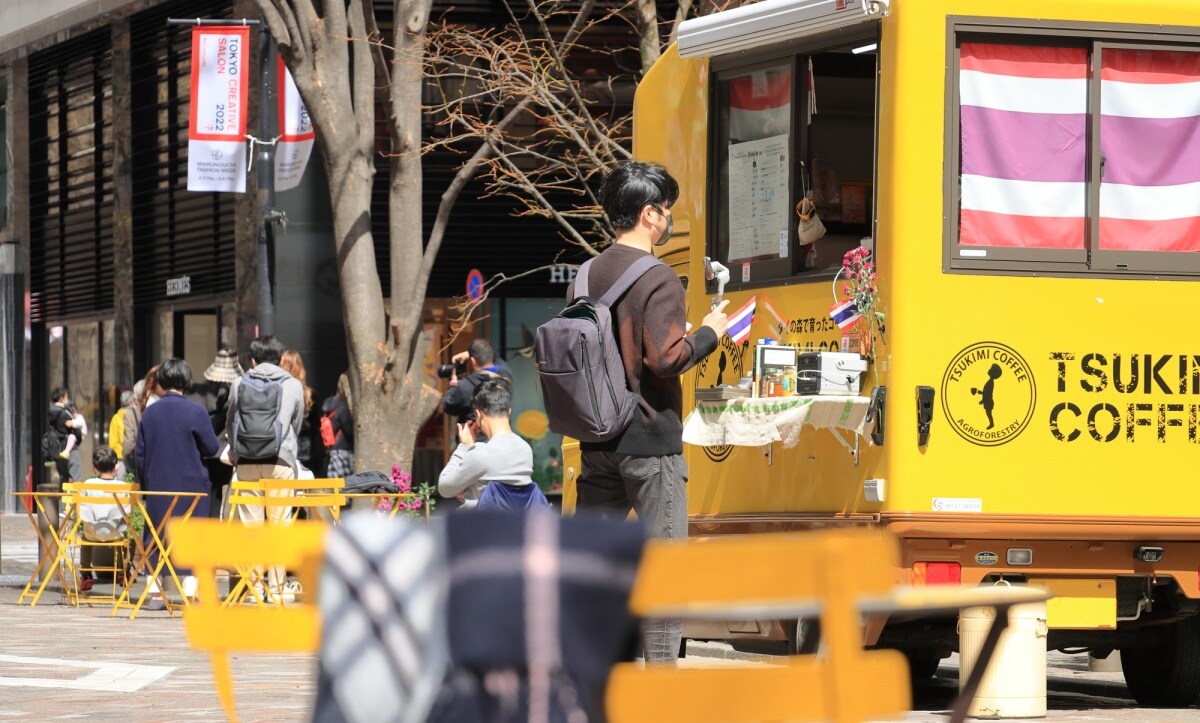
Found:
[577,450,688,662]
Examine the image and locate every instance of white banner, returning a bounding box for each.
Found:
[187,26,250,193]
[276,57,316,191]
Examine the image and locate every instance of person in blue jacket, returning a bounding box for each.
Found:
[135,357,219,608]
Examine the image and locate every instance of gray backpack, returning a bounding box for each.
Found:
[535,255,662,442]
[232,375,285,463]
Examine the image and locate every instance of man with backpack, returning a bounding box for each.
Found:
[563,161,728,661]
[225,334,305,599]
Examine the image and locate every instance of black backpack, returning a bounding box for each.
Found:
[232,376,285,463]
[535,255,662,442]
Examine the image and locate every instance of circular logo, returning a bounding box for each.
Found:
[941,342,1036,447]
[702,444,733,463]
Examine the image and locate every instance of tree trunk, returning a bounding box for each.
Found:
[353,360,441,476]
[635,0,662,74]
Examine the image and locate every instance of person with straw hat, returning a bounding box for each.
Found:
[187,348,244,518]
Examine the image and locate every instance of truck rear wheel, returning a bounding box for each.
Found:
[1120,615,1200,707]
[901,649,943,681]
[787,618,821,655]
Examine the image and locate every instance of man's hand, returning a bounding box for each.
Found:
[701,299,730,338]
[450,350,469,382]
[457,421,477,446]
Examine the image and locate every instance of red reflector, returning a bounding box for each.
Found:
[912,561,962,585]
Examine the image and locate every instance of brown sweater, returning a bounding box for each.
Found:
[567,244,718,456]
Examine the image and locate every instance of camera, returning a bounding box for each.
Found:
[437,359,468,379]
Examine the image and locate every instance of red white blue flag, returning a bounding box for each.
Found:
[829,297,860,329]
[726,296,756,344]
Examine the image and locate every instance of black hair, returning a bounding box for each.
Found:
[472,379,512,417]
[468,338,496,366]
[93,445,118,474]
[157,357,193,392]
[50,386,69,404]
[599,160,680,232]
[250,335,284,365]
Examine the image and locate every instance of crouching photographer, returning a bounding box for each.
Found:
[441,339,514,426]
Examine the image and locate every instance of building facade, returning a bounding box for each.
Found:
[0,0,626,506]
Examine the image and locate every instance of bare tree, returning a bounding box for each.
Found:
[251,0,611,473]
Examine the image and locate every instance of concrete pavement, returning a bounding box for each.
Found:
[0,511,1185,722]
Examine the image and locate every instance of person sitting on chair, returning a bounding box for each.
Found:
[438,379,548,512]
[77,446,128,592]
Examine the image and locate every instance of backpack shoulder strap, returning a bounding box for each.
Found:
[598,255,664,308]
[574,258,595,299]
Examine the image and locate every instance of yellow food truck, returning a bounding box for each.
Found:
[567,0,1200,705]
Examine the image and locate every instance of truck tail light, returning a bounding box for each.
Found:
[912,561,961,585]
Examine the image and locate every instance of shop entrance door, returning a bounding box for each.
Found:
[174,310,220,379]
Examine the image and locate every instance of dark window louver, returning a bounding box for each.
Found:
[28,30,115,323]
[130,0,236,308]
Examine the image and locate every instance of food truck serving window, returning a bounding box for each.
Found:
[948,23,1200,277]
[710,38,879,290]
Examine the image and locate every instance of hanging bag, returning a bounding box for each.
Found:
[796,162,826,245]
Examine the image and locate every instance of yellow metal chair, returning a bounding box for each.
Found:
[223,478,346,606]
[60,481,136,607]
[606,529,1049,723]
[170,518,326,723]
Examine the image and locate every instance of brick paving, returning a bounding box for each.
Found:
[1,511,1151,722]
[1,512,315,721]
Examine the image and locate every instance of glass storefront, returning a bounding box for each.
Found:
[42,320,119,482]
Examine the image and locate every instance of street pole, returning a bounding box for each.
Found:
[256,26,277,337]
[168,17,277,336]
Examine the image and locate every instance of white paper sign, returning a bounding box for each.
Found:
[727,134,790,261]
[188,27,250,193]
[275,58,316,191]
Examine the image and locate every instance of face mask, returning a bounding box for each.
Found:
[654,209,673,246]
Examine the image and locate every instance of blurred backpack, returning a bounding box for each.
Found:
[535,255,662,442]
[40,429,65,460]
[319,410,340,449]
[232,376,284,463]
[342,471,400,495]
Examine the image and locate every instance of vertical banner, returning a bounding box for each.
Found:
[187,26,250,192]
[276,58,315,191]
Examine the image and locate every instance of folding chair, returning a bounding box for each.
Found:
[606,529,1049,723]
[170,518,326,723]
[60,481,136,607]
[223,478,345,607]
[16,490,73,606]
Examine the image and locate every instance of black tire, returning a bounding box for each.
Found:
[787,618,822,655]
[901,649,943,681]
[1121,615,1200,707]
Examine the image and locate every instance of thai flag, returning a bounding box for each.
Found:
[829,298,860,329]
[726,296,756,344]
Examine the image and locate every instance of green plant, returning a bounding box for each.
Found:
[383,465,437,519]
[124,505,145,538]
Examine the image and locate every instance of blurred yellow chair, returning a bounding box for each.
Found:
[223,478,345,606]
[170,518,326,723]
[606,529,1049,723]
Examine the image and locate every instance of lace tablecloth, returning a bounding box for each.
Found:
[682,395,871,448]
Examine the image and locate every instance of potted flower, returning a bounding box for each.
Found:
[839,247,886,364]
[380,465,436,520]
